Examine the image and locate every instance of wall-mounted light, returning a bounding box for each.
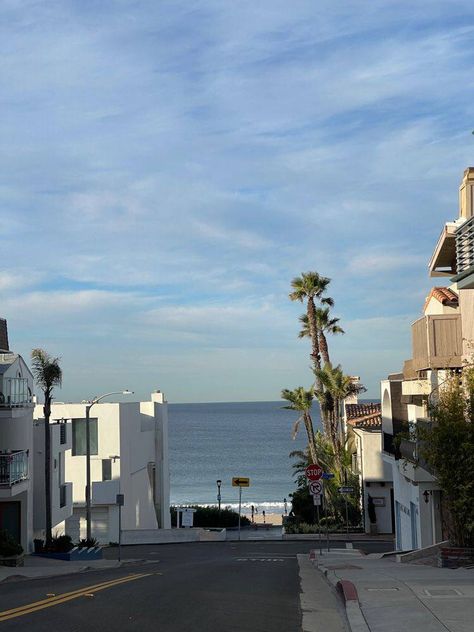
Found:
[423,490,430,503]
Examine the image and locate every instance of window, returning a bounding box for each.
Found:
[72,418,98,456]
[102,459,112,481]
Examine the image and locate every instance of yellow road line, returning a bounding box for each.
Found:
[0,574,145,618]
[0,573,152,622]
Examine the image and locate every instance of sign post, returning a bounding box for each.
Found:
[232,477,250,541]
[116,493,124,562]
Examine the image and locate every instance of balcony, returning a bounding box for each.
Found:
[404,314,462,377]
[453,215,474,289]
[0,377,32,408]
[382,432,400,459]
[0,450,29,486]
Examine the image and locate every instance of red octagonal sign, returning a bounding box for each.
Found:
[305,463,323,481]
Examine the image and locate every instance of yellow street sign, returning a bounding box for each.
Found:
[232,477,250,487]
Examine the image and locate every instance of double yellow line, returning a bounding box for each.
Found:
[0,572,152,622]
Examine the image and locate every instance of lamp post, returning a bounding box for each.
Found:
[85,390,133,542]
[216,479,222,512]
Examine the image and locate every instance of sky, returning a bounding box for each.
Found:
[1,0,474,403]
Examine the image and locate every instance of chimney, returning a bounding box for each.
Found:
[0,318,9,352]
[459,167,474,219]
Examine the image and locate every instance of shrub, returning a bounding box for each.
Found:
[77,537,99,549]
[170,506,250,528]
[49,534,74,553]
[0,530,23,557]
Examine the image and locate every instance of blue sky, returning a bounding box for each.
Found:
[1,1,474,402]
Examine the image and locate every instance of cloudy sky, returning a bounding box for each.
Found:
[1,1,474,403]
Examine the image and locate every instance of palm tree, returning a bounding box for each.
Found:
[313,363,365,468]
[31,349,62,546]
[281,387,317,464]
[298,308,344,364]
[289,272,333,372]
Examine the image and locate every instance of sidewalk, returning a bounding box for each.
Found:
[311,546,474,632]
[0,555,121,583]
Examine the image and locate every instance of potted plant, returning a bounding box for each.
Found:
[0,529,24,567]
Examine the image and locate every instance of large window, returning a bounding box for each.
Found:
[102,459,112,481]
[72,418,98,456]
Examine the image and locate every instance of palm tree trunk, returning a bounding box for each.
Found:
[307,298,321,371]
[44,397,52,546]
[303,412,317,464]
[319,331,330,364]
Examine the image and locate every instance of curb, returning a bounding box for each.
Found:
[0,560,123,584]
[309,551,370,632]
[336,580,370,632]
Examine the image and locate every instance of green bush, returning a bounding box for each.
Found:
[49,534,74,553]
[0,529,23,557]
[170,506,250,528]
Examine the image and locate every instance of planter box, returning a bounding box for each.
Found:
[0,553,24,567]
[438,546,474,568]
[34,547,102,562]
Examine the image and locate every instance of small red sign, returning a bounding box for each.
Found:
[305,463,323,481]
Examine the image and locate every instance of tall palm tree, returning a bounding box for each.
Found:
[298,308,344,364]
[281,387,317,464]
[31,349,62,546]
[289,272,333,372]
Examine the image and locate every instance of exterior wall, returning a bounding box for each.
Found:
[0,355,34,552]
[459,288,474,359]
[33,420,73,536]
[36,392,171,543]
[353,429,393,534]
[424,296,458,316]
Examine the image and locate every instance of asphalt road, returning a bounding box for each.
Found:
[0,540,393,631]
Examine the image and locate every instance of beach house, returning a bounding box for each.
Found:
[382,168,474,550]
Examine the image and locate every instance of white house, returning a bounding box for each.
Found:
[346,401,394,535]
[0,318,35,552]
[33,419,74,539]
[36,391,171,544]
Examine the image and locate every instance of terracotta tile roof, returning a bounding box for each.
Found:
[345,403,381,420]
[424,287,458,312]
[345,403,382,430]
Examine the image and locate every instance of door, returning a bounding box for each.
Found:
[0,501,21,543]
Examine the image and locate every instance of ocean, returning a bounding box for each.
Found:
[168,401,321,513]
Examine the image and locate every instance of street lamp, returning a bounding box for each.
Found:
[85,390,133,541]
[216,479,222,512]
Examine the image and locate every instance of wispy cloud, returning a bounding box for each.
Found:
[1,1,474,400]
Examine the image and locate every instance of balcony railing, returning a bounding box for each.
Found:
[0,450,29,485]
[382,432,400,458]
[0,377,32,408]
[456,215,474,275]
[404,314,462,377]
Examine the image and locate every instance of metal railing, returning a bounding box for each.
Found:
[456,215,474,274]
[382,432,401,459]
[0,450,29,485]
[0,377,32,408]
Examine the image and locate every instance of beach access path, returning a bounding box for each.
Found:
[0,539,392,631]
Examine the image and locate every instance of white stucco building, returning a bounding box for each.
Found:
[346,401,394,535]
[380,168,474,551]
[35,391,171,544]
[0,318,35,552]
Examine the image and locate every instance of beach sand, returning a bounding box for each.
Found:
[250,512,283,526]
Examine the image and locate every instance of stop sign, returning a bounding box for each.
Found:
[305,463,323,481]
